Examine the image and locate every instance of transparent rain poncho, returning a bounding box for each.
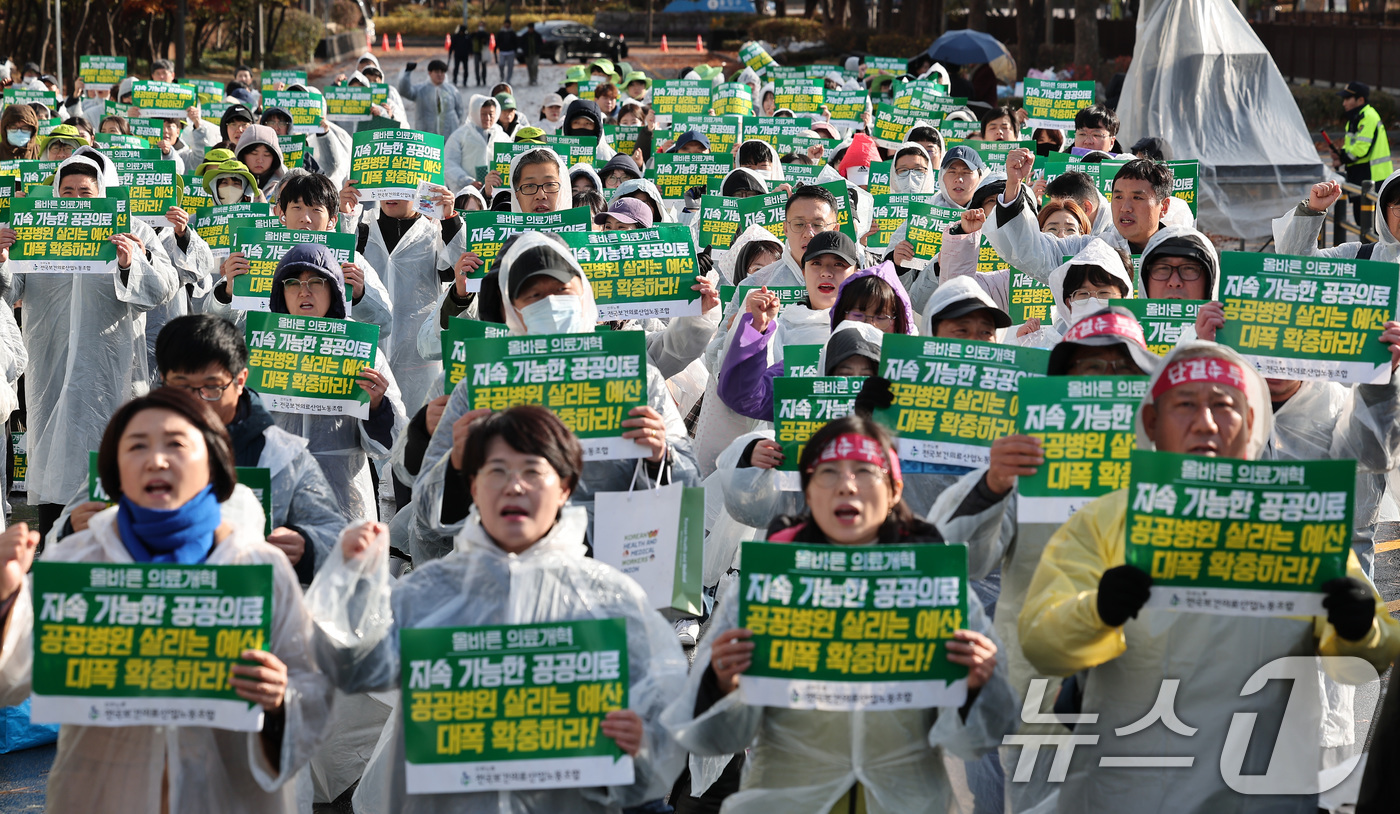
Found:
[304,507,688,812]
[0,486,334,813]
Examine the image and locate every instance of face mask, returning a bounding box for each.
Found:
[217,184,244,205]
[521,294,590,335]
[894,169,927,192]
[6,129,30,148]
[1069,297,1109,322]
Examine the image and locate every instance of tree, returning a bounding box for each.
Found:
[1016,0,1035,76]
[1074,0,1098,73]
[969,0,987,31]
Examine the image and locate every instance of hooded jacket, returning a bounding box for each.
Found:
[569,161,604,195]
[443,94,506,190]
[1138,224,1220,301]
[735,138,784,183]
[0,103,40,161]
[507,146,574,214]
[562,99,617,162]
[718,222,783,284]
[612,177,675,223]
[600,152,643,186]
[889,142,939,195]
[1274,166,1400,264]
[219,104,256,144]
[234,124,288,201]
[1044,237,1137,331]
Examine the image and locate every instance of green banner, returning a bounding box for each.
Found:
[1109,299,1205,356]
[10,192,129,273]
[261,90,324,135]
[458,208,591,290]
[603,124,642,158]
[128,116,166,147]
[774,377,861,475]
[113,159,179,228]
[96,132,147,149]
[826,89,869,130]
[1168,160,1200,216]
[324,86,373,123]
[561,225,701,320]
[783,344,823,377]
[866,160,892,195]
[230,227,355,311]
[941,119,981,141]
[238,467,274,536]
[739,116,814,146]
[1016,376,1146,523]
[130,80,197,118]
[0,176,13,226]
[1008,269,1056,324]
[1217,251,1396,383]
[350,127,446,201]
[199,101,233,122]
[1021,78,1095,130]
[740,41,778,75]
[456,331,649,461]
[904,201,961,262]
[180,78,225,104]
[15,159,61,195]
[874,334,1049,466]
[9,431,25,493]
[893,82,951,114]
[698,195,741,249]
[646,153,734,202]
[261,69,307,91]
[400,618,632,793]
[1125,450,1355,616]
[670,114,741,155]
[193,202,275,258]
[3,87,59,109]
[712,83,754,117]
[544,134,598,167]
[651,79,713,120]
[30,561,273,731]
[489,142,536,187]
[245,312,380,419]
[964,139,1035,173]
[773,82,824,115]
[79,55,127,90]
[872,103,921,148]
[737,540,969,710]
[442,317,512,393]
[869,194,917,250]
[863,56,908,77]
[277,134,307,170]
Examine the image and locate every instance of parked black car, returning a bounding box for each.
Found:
[516,20,628,64]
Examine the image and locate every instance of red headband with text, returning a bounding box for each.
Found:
[1151,356,1249,401]
[809,432,903,484]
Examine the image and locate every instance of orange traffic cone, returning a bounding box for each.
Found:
[395,33,404,51]
[381,33,390,52]
[660,35,669,53]
[445,34,451,51]
[696,36,704,53]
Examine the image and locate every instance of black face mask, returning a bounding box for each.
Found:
[1035,141,1057,157]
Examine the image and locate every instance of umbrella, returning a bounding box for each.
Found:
[925,29,1017,85]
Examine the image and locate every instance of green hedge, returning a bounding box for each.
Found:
[1292,82,1399,132]
[372,13,595,38]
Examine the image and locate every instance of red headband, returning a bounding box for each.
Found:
[809,433,903,484]
[1151,356,1249,401]
[1063,312,1147,349]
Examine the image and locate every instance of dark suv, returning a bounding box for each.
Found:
[517,20,628,64]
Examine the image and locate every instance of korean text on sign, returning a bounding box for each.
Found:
[562,225,701,320]
[245,312,381,420]
[350,127,447,201]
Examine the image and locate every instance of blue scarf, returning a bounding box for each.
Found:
[117,484,222,564]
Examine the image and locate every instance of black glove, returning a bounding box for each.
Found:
[1096,565,1152,627]
[854,376,894,417]
[685,184,706,200]
[1322,577,1375,641]
[405,61,419,72]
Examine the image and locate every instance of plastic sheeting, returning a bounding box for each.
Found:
[1117,0,1325,238]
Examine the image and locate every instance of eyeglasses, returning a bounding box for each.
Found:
[516,180,562,196]
[846,310,895,326]
[282,277,329,293]
[477,465,556,490]
[786,220,835,235]
[1068,289,1121,303]
[1145,262,1206,282]
[161,379,236,401]
[809,462,888,488]
[894,168,927,178]
[1078,129,1113,141]
[1068,358,1139,375]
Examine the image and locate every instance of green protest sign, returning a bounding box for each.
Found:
[783,344,823,377]
[130,80,197,118]
[712,83,754,117]
[904,201,961,262]
[278,134,307,170]
[96,132,147,149]
[544,134,598,166]
[872,103,922,149]
[893,82,950,114]
[941,119,981,141]
[29,561,273,731]
[874,334,1050,466]
[1125,450,1355,617]
[245,312,380,418]
[740,41,777,75]
[720,285,809,319]
[324,85,373,123]
[780,163,824,184]
[192,202,275,258]
[238,467,274,536]
[1217,251,1395,383]
[3,88,59,109]
[87,450,111,503]
[647,153,734,201]
[349,127,445,200]
[869,194,917,250]
[200,101,232,122]
[1168,160,1199,216]
[698,195,741,249]
[10,192,129,273]
[1016,376,1146,523]
[772,132,840,158]
[9,431,25,493]
[773,82,824,115]
[457,331,649,461]
[369,83,391,108]
[0,176,14,226]
[740,116,815,146]
[15,159,61,195]
[79,55,127,90]
[737,541,969,710]
[37,117,64,137]
[400,618,632,793]
[179,175,214,212]
[261,69,307,91]
[231,227,355,311]
[490,142,537,186]
[562,225,701,320]
[1021,78,1095,130]
[866,160,893,195]
[128,116,166,147]
[774,377,861,475]
[651,79,713,121]
[603,124,641,158]
[113,159,179,228]
[1008,269,1056,324]
[826,89,869,130]
[355,115,403,133]
[863,56,908,77]
[261,90,325,134]
[768,65,836,82]
[670,114,741,155]
[441,317,512,393]
[1109,299,1206,355]
[180,78,225,104]
[458,208,591,290]
[965,139,1035,173]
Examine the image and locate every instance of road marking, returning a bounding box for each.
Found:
[1376,539,1400,553]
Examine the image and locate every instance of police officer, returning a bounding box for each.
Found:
[1337,81,1393,229]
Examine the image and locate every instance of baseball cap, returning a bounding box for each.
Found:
[1338,81,1370,98]
[543,93,564,108]
[507,250,582,301]
[941,145,987,173]
[824,325,882,376]
[496,93,517,110]
[594,197,654,228]
[801,231,860,268]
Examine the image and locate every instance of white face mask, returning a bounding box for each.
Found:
[894,169,927,193]
[1069,297,1110,322]
[217,182,245,205]
[520,294,590,335]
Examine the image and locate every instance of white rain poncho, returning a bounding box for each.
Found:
[888,142,939,195]
[304,508,688,812]
[1118,0,1324,239]
[662,569,1017,814]
[1042,237,1137,332]
[146,224,219,383]
[0,486,334,812]
[612,177,677,223]
[716,222,783,286]
[509,146,575,213]
[1017,341,1400,814]
[1273,167,1400,263]
[0,155,179,505]
[396,67,466,137]
[408,233,698,556]
[308,119,354,190]
[443,94,505,190]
